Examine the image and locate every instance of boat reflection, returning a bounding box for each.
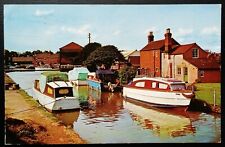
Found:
[73,86,89,100]
[52,110,80,127]
[73,86,90,108]
[123,98,196,138]
[81,88,124,124]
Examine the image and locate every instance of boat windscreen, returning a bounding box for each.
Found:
[170,84,186,91]
[55,87,73,98]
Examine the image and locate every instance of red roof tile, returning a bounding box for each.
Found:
[185,58,220,69]
[12,57,34,62]
[141,38,179,51]
[171,43,196,55]
[60,42,83,52]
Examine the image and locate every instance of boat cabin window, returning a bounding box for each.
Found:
[170,84,186,91]
[55,87,73,98]
[152,82,157,88]
[135,81,145,87]
[47,87,53,95]
[158,83,168,89]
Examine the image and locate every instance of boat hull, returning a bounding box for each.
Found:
[123,87,191,108]
[87,79,103,91]
[33,87,80,111]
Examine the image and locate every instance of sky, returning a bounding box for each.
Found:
[4,4,221,53]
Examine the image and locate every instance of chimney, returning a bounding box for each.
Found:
[164,28,172,52]
[148,31,154,43]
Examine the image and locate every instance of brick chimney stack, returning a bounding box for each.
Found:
[148,31,154,43]
[164,28,172,52]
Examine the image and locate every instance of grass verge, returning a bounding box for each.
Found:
[194,83,221,106]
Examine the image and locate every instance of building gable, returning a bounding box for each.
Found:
[60,42,83,53]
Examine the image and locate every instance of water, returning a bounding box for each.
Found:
[6,71,221,143]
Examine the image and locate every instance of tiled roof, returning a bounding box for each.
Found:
[185,58,220,69]
[60,42,83,52]
[120,50,137,59]
[171,43,196,55]
[12,57,34,62]
[141,38,179,51]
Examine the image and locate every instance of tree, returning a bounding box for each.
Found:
[20,51,32,57]
[84,45,125,72]
[118,65,137,84]
[32,50,42,55]
[81,42,102,61]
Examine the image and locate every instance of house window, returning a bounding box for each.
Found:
[184,67,188,75]
[177,67,181,74]
[199,70,204,77]
[192,48,199,58]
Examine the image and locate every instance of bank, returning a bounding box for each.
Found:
[5,74,87,144]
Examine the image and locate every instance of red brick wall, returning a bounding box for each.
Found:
[128,56,140,66]
[199,70,221,83]
[140,50,161,76]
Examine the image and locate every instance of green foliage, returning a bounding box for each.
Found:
[118,65,137,84]
[82,42,102,61]
[83,45,125,72]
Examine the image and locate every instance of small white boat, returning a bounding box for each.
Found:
[68,67,90,86]
[33,71,80,111]
[123,77,195,109]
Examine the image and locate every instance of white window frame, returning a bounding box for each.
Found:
[192,48,199,58]
[177,67,181,74]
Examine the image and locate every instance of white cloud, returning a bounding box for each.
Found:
[61,24,91,35]
[112,30,121,36]
[175,28,193,37]
[201,26,220,36]
[35,9,54,16]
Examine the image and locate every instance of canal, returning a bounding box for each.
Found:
[6,71,221,143]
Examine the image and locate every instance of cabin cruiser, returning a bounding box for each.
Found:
[33,71,80,111]
[123,77,195,110]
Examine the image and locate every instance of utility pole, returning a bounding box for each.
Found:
[88,33,91,44]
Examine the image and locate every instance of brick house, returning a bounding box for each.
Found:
[128,50,140,68]
[33,53,59,67]
[59,42,83,65]
[12,56,34,66]
[140,29,179,77]
[140,28,221,83]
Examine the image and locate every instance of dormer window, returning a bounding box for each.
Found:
[192,48,199,58]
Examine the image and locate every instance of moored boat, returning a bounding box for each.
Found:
[32,71,80,111]
[87,69,121,92]
[123,77,195,110]
[68,66,90,86]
